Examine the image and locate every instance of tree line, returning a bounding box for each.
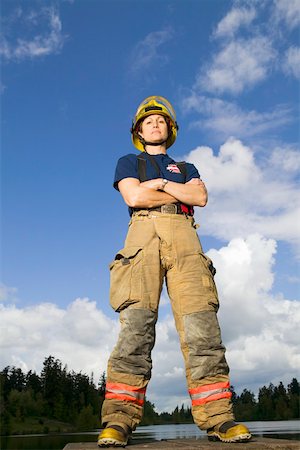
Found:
[0,356,105,435]
[0,355,299,435]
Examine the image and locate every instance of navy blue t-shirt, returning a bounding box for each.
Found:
[113,153,200,190]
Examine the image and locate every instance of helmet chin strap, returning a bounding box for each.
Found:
[138,134,168,149]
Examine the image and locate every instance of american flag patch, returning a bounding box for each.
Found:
[166,164,181,173]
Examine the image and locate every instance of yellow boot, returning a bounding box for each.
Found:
[207,420,252,443]
[98,424,130,447]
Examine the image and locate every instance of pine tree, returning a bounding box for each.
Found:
[234,389,257,421]
[258,384,275,420]
[287,378,300,419]
[40,356,64,418]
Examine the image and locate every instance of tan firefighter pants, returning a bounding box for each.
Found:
[101,210,234,430]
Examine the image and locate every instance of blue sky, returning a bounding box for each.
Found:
[1,0,300,413]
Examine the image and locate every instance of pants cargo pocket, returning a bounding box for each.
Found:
[109,247,143,312]
[198,253,219,310]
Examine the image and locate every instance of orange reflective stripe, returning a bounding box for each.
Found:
[189,381,230,395]
[191,391,232,406]
[105,382,146,406]
[105,392,144,406]
[106,382,146,394]
[189,381,231,406]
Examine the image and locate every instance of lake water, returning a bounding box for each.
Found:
[1,421,299,450]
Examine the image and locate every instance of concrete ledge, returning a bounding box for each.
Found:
[63,437,299,449]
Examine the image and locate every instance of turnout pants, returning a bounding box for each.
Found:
[101,211,234,430]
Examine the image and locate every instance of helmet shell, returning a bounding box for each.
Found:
[131,96,178,151]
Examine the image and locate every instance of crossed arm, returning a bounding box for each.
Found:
[118,177,208,209]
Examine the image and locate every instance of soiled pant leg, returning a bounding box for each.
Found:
[164,215,234,430]
[101,214,164,430]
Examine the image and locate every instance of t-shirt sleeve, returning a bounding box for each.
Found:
[186,162,201,182]
[113,154,139,190]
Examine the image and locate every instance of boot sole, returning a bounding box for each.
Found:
[97,437,128,447]
[208,432,252,443]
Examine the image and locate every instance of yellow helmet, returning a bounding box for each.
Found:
[131,95,178,151]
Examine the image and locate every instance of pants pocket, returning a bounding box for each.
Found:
[109,246,143,312]
[198,253,219,309]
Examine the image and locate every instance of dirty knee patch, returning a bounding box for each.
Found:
[183,311,229,380]
[110,308,157,378]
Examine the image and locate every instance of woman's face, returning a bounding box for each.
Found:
[139,114,169,144]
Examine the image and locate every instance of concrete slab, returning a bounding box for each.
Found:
[63,437,299,450]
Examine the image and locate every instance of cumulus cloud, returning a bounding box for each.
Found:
[0,5,66,62]
[197,37,275,94]
[273,0,300,30]
[283,46,300,79]
[148,316,188,412]
[0,297,119,377]
[129,27,174,76]
[214,6,256,38]
[185,138,300,251]
[1,233,299,411]
[181,93,292,140]
[210,235,300,390]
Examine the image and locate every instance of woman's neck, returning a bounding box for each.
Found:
[144,144,167,155]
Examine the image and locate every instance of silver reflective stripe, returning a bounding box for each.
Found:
[190,387,230,400]
[107,388,145,401]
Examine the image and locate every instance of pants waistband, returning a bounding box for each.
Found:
[132,203,193,216]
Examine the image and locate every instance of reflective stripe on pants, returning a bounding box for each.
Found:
[105,382,146,407]
[189,381,232,406]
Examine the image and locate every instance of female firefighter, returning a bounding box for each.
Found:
[97,96,251,446]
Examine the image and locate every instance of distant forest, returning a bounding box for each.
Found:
[1,356,299,435]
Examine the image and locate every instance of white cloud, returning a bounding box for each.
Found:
[185,138,300,251]
[207,234,300,391]
[274,0,300,30]
[1,234,299,411]
[214,6,256,38]
[0,298,119,377]
[129,27,174,76]
[197,37,276,94]
[0,6,66,62]
[181,93,292,139]
[197,0,300,94]
[0,283,18,302]
[148,316,189,412]
[284,46,300,79]
[269,145,300,173]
